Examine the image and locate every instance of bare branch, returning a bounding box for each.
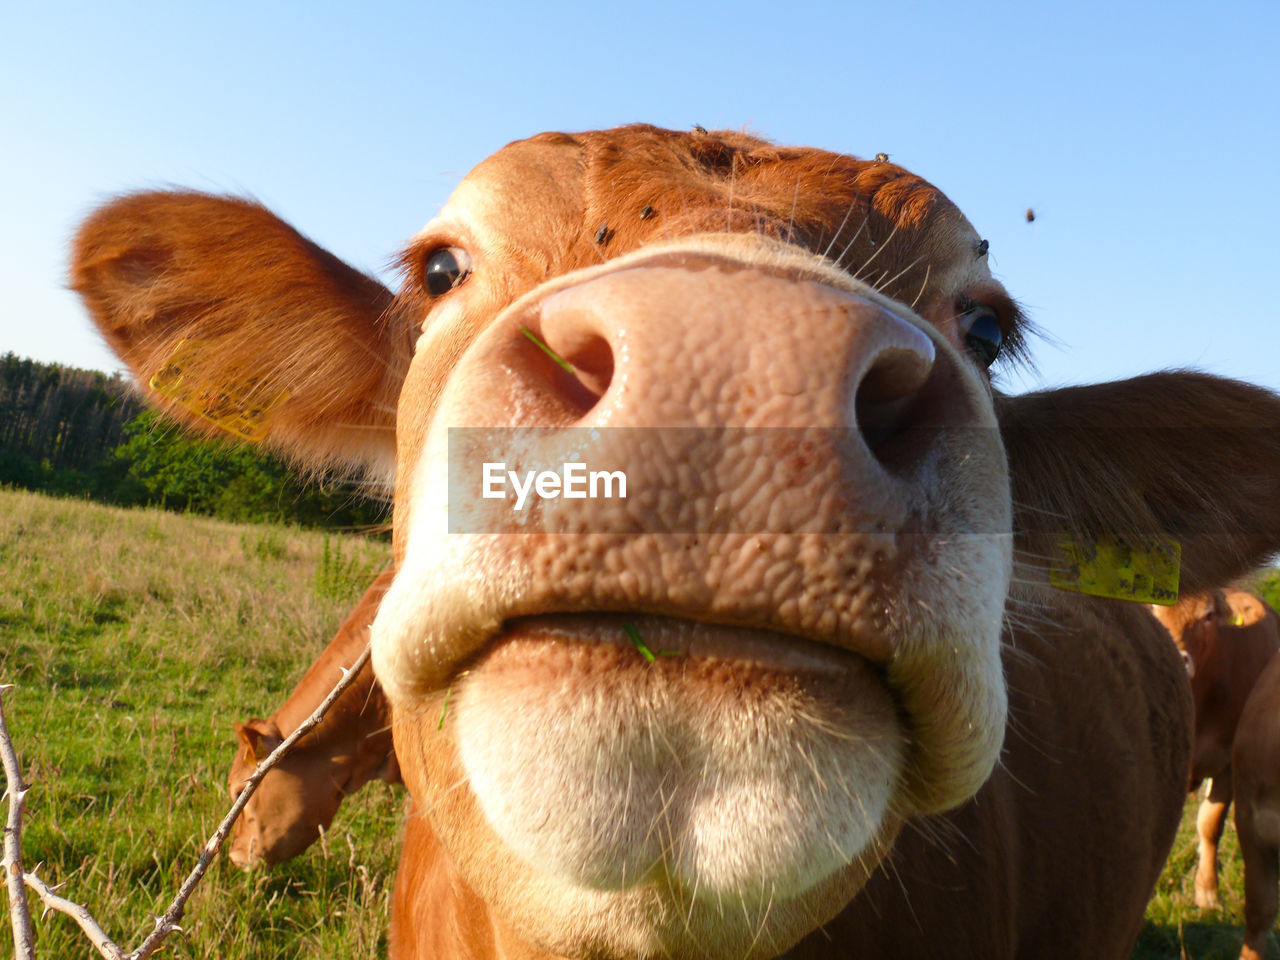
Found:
[0,684,37,960]
[0,642,373,959]
[21,872,123,960]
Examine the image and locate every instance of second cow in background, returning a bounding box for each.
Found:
[1154,589,1280,960]
[227,569,399,868]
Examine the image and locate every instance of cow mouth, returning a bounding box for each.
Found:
[474,611,874,680]
[447,611,909,898]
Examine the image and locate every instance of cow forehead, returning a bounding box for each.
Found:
[1152,598,1209,639]
[434,135,588,253]
[425,127,999,312]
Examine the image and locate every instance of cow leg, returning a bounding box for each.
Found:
[1197,775,1233,909]
[1237,795,1280,960]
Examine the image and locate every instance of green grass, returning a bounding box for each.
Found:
[2,486,1278,958]
[1133,789,1280,960]
[0,488,394,959]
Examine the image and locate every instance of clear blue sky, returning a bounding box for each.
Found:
[4,0,1277,396]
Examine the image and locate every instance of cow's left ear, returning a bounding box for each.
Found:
[235,718,284,763]
[999,372,1280,596]
[71,190,415,477]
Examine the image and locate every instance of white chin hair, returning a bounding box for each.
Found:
[453,652,906,899]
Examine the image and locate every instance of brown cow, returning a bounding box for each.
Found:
[228,568,400,868]
[1232,628,1280,960]
[71,125,1280,959]
[1154,590,1280,957]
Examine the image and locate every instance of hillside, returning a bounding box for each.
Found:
[0,489,395,958]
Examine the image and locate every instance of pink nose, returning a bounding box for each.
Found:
[445,252,948,541]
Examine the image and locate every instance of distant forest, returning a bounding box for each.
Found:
[0,353,387,530]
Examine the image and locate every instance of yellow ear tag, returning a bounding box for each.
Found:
[149,339,289,442]
[1049,534,1181,605]
[1231,612,1246,627]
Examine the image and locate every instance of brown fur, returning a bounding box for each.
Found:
[397,127,1028,364]
[227,570,399,868]
[71,125,1280,959]
[1154,591,1280,958]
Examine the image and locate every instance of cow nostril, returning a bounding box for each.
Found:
[520,325,615,421]
[559,332,614,400]
[854,346,934,469]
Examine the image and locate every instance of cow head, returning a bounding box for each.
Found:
[1153,589,1274,679]
[226,717,394,869]
[1152,589,1280,787]
[225,718,337,868]
[72,125,1280,960]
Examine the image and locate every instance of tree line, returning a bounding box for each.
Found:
[0,353,386,530]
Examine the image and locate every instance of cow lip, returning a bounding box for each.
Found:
[473,611,868,678]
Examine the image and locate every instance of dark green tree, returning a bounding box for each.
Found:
[115,411,387,529]
[0,354,386,530]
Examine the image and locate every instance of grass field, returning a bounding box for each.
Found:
[0,487,1275,958]
[0,488,394,958]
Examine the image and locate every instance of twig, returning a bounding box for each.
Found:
[0,642,373,959]
[22,872,122,959]
[1,684,37,960]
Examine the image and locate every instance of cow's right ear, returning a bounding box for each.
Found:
[71,191,415,478]
[1224,591,1267,628]
[235,718,284,763]
[999,372,1280,596]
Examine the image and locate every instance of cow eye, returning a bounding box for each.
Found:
[424,247,471,296]
[959,306,1003,368]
